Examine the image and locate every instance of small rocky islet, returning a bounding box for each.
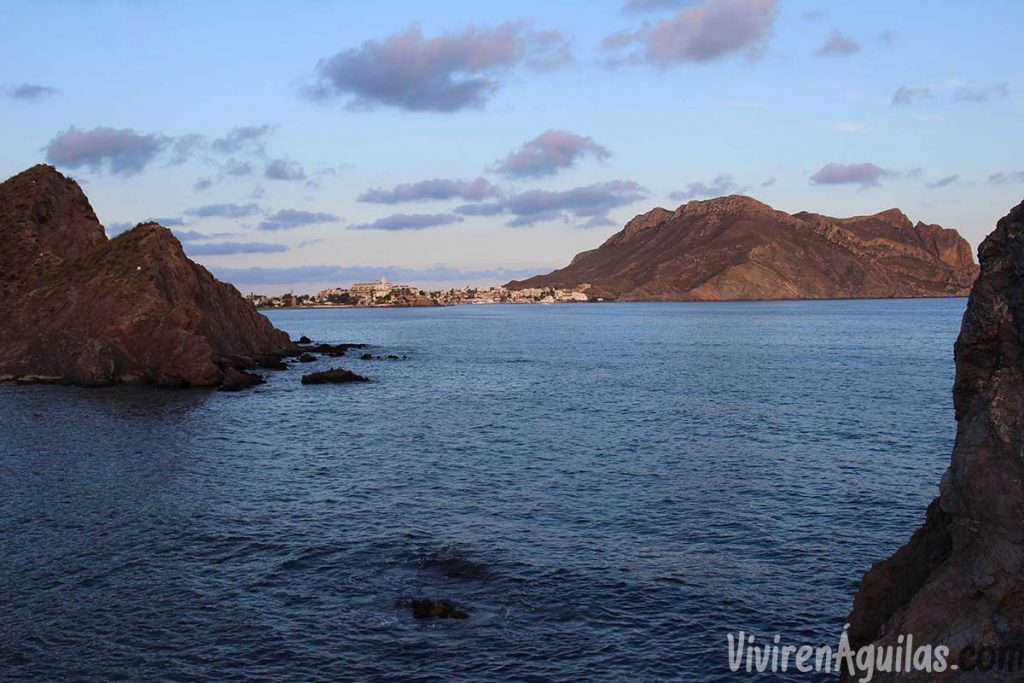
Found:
[0,164,374,390]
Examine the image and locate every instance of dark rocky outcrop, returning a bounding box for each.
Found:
[0,165,293,387]
[301,368,369,384]
[844,199,1024,680]
[394,599,470,620]
[306,342,366,357]
[219,368,266,393]
[509,196,978,301]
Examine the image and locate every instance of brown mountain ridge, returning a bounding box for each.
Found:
[508,196,978,300]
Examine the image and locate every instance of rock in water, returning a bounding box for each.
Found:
[218,368,266,393]
[0,165,293,387]
[394,599,470,620]
[508,196,979,300]
[301,368,369,384]
[844,199,1024,681]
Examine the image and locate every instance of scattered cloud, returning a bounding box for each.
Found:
[349,213,465,231]
[258,209,342,231]
[505,180,647,227]
[222,158,253,177]
[150,216,185,227]
[454,202,507,216]
[194,177,215,192]
[816,30,859,56]
[169,134,206,165]
[184,241,288,256]
[264,158,306,181]
[184,203,262,219]
[306,21,572,112]
[359,177,502,203]
[6,83,59,101]
[953,83,1009,103]
[45,126,169,176]
[211,125,272,155]
[926,175,959,189]
[835,122,865,133]
[761,177,776,187]
[892,85,931,106]
[174,229,235,241]
[582,215,619,228]
[163,124,274,175]
[604,0,777,66]
[493,130,611,178]
[670,174,742,200]
[211,263,545,286]
[623,0,699,12]
[810,162,893,188]
[988,171,1024,185]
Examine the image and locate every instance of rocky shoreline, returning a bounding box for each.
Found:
[844,199,1024,681]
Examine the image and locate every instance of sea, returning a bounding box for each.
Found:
[0,298,966,681]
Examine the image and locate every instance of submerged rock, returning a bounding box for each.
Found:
[0,165,294,388]
[298,353,316,363]
[394,599,470,620]
[844,199,1024,681]
[300,368,369,385]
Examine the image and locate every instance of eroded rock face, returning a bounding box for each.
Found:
[844,199,1024,680]
[508,196,979,300]
[0,165,293,387]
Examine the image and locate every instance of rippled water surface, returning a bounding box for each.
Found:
[1,300,966,681]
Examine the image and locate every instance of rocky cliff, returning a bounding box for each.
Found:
[0,165,293,387]
[844,199,1024,680]
[509,196,978,300]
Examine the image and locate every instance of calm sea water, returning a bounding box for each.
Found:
[1,299,965,681]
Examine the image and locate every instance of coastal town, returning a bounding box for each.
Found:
[248,277,596,309]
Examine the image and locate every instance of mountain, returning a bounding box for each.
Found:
[508,196,978,300]
[0,165,293,387]
[843,199,1024,681]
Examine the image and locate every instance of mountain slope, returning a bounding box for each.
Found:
[508,196,978,300]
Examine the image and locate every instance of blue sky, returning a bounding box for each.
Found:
[1,0,1021,293]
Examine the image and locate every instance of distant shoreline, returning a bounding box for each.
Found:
[258,294,969,311]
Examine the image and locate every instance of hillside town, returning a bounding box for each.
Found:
[248,277,595,309]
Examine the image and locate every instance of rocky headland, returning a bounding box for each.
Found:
[844,199,1024,680]
[0,165,296,387]
[509,196,979,301]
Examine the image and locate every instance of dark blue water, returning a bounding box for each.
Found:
[1,300,965,681]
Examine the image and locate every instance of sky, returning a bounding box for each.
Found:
[1,0,1022,294]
